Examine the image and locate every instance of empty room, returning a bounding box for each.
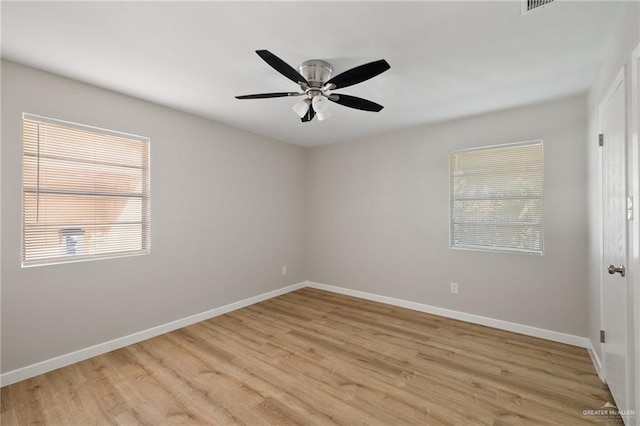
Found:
[1,1,639,424]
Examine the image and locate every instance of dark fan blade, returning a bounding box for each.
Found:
[330,94,384,112]
[236,92,301,99]
[256,50,309,86]
[325,59,390,89]
[301,105,316,122]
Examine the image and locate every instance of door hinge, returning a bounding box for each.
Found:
[600,329,606,343]
[598,134,604,147]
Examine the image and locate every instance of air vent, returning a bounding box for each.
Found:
[522,0,554,14]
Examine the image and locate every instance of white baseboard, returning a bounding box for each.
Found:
[1,280,598,387]
[587,340,605,382]
[0,281,307,387]
[307,281,592,349]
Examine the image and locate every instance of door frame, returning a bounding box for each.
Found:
[630,42,640,419]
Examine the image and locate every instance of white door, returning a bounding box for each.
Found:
[601,71,631,417]
[631,44,640,423]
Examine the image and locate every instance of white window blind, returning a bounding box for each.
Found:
[449,140,543,254]
[22,113,150,267]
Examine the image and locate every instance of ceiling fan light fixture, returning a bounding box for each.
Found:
[316,109,331,121]
[292,98,311,118]
[312,94,329,113]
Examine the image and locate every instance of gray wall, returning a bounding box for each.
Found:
[307,94,588,336]
[1,61,308,373]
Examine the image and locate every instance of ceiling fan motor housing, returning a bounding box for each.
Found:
[298,60,333,88]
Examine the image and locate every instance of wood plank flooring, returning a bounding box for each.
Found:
[1,288,619,425]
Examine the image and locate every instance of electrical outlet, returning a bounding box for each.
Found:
[450,282,458,294]
[282,266,287,275]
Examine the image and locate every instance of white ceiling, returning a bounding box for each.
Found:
[1,1,629,147]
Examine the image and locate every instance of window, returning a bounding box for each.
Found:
[449,140,543,254]
[22,113,150,266]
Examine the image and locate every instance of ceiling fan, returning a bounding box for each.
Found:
[235,50,390,122]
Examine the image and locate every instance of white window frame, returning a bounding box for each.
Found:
[449,140,544,255]
[21,113,150,267]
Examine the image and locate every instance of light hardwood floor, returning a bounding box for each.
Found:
[1,288,619,425]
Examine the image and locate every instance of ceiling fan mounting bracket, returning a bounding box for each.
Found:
[298,60,333,88]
